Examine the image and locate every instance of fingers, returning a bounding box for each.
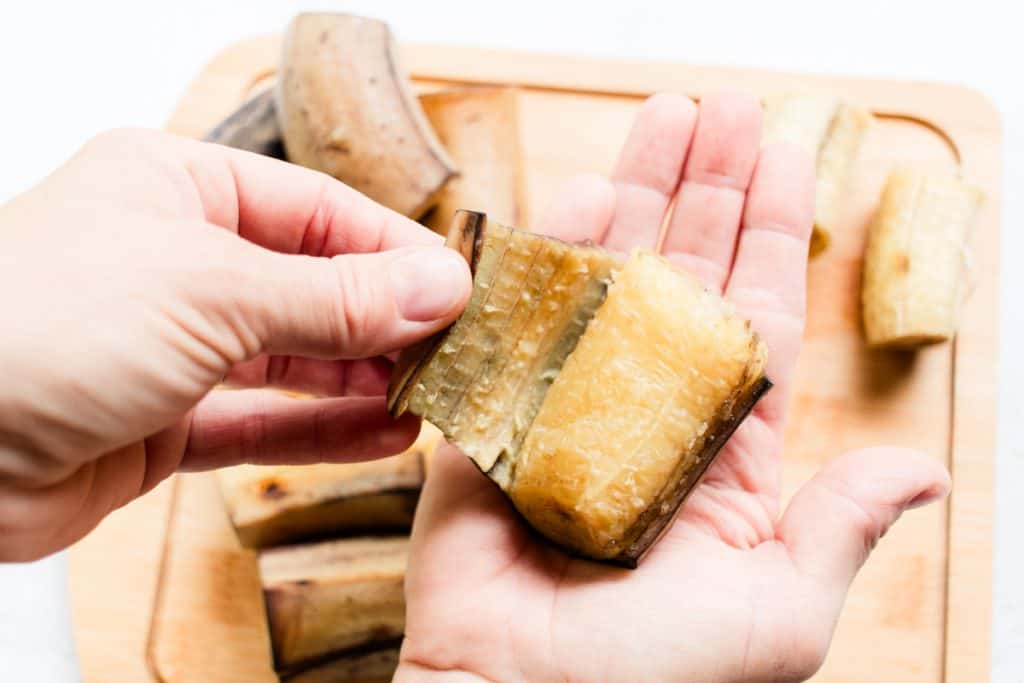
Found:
[533,173,615,244]
[101,127,442,255]
[603,94,698,252]
[225,355,391,397]
[181,391,420,471]
[778,447,951,591]
[662,91,762,292]
[233,242,471,359]
[724,142,815,424]
[165,131,442,255]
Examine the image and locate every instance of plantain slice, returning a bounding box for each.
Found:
[862,167,983,348]
[281,648,398,683]
[261,536,407,674]
[276,13,457,218]
[420,87,526,234]
[762,94,873,256]
[216,431,436,548]
[388,212,770,566]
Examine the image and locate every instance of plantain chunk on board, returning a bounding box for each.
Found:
[420,87,527,234]
[281,648,399,683]
[261,536,407,676]
[862,167,983,348]
[762,94,874,256]
[388,211,770,566]
[276,12,456,218]
[216,433,434,548]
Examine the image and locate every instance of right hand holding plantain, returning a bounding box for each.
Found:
[395,91,952,683]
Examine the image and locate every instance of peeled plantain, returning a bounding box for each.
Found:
[216,431,434,548]
[762,94,873,256]
[261,536,407,674]
[862,167,983,348]
[388,212,770,566]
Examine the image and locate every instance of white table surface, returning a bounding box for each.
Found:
[0,1,1020,681]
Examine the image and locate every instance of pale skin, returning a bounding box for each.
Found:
[0,91,949,682]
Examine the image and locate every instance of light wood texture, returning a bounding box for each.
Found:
[69,36,1000,683]
[149,474,278,683]
[68,480,174,683]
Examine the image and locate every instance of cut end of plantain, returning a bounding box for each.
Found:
[260,536,408,674]
[388,212,770,566]
[276,13,457,218]
[762,94,873,257]
[862,167,983,348]
[420,87,526,235]
[216,431,435,548]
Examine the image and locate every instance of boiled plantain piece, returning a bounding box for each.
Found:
[420,87,526,234]
[204,88,283,158]
[388,211,770,566]
[216,431,435,548]
[762,94,873,256]
[281,648,398,683]
[388,211,620,488]
[261,536,407,674]
[862,167,983,348]
[277,13,456,218]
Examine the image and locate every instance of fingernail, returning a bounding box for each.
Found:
[390,248,470,322]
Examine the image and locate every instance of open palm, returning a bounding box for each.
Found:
[397,91,950,683]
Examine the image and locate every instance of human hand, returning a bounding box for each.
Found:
[397,92,951,682]
[0,130,471,561]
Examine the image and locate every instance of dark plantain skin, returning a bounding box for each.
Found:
[279,645,400,683]
[386,210,484,417]
[203,89,285,158]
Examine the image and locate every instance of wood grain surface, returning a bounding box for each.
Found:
[68,36,1000,683]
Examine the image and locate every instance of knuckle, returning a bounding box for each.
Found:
[330,255,378,355]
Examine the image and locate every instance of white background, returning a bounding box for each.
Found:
[0,1,1020,680]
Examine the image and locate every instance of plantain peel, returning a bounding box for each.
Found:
[388,211,771,566]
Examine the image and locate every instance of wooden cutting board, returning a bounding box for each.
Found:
[68,35,1001,683]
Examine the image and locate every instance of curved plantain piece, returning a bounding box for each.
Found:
[277,12,457,218]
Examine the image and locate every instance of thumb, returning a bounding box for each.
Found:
[778,447,951,590]
[244,244,472,359]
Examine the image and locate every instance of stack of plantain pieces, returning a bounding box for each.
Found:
[216,428,438,682]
